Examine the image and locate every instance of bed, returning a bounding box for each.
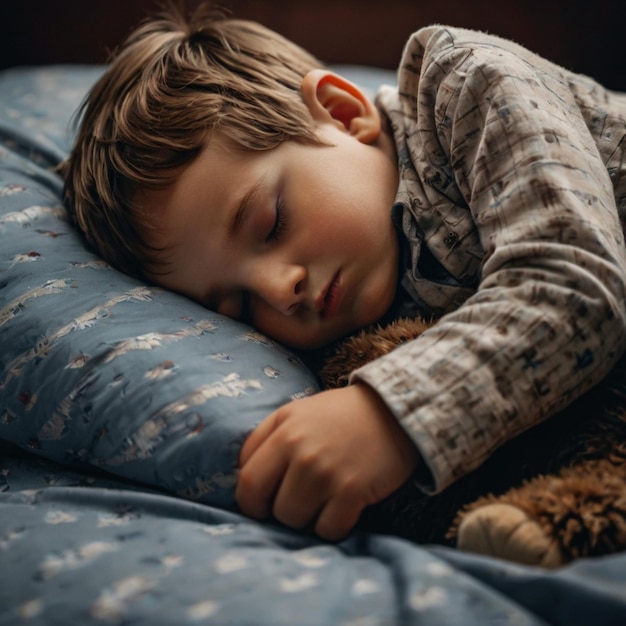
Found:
[2,5,626,625]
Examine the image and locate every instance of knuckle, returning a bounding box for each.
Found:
[296,450,327,473]
[333,473,366,504]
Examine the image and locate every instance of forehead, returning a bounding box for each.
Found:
[139,138,255,241]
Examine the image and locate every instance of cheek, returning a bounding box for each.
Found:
[309,222,346,250]
[251,307,336,349]
[248,306,289,343]
[308,194,365,244]
[252,315,304,347]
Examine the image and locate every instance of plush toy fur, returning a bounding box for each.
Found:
[318,318,626,567]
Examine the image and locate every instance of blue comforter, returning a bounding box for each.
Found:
[3,440,626,626]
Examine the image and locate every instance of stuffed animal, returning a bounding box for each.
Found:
[318,318,626,568]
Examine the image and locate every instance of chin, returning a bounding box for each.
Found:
[280,323,358,352]
[273,299,395,351]
[287,332,344,352]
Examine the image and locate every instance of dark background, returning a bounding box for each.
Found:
[1,0,624,90]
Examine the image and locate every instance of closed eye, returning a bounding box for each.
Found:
[266,197,286,242]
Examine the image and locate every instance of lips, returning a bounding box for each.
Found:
[319,271,342,319]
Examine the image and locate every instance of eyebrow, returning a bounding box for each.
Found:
[228,178,265,239]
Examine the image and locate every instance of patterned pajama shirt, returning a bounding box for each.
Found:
[351,26,626,493]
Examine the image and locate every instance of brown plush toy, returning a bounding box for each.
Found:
[318,317,626,568]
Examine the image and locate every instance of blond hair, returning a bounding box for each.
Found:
[61,2,324,278]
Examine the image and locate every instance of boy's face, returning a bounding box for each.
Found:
[144,73,400,349]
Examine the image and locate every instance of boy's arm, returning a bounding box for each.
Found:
[236,382,418,540]
[352,26,626,494]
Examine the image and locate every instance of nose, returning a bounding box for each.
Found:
[253,261,307,316]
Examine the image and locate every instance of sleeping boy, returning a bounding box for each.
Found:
[62,2,626,542]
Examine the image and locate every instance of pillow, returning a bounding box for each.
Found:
[0,64,396,510]
[0,66,320,510]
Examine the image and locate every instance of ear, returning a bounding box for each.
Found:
[301,69,381,144]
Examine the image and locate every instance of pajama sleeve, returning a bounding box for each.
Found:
[351,27,626,493]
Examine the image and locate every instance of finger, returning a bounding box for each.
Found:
[238,416,273,467]
[271,461,327,530]
[238,409,284,467]
[314,494,365,541]
[235,430,289,520]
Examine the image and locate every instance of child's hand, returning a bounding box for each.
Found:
[235,383,419,540]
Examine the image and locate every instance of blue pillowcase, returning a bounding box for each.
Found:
[0,66,320,510]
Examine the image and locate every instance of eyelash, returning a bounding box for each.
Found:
[266,197,287,242]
